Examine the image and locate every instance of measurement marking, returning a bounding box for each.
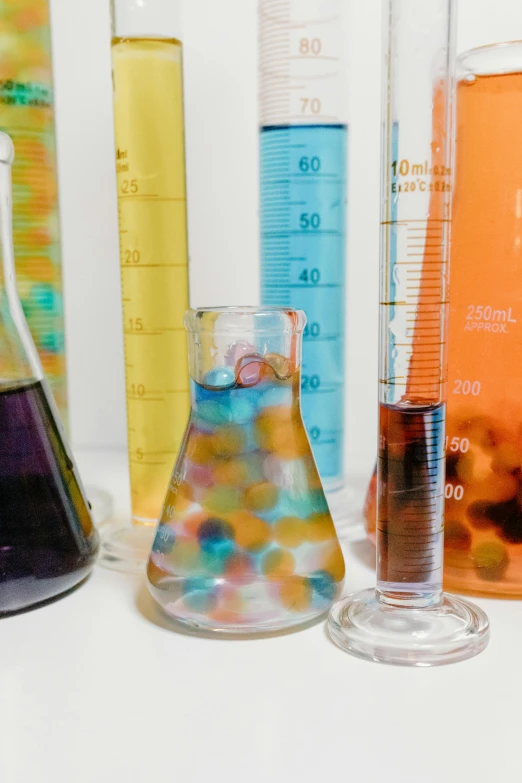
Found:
[123,330,163,336]
[127,397,165,402]
[121,263,187,269]
[129,460,168,466]
[288,55,339,62]
[382,219,450,224]
[119,195,185,202]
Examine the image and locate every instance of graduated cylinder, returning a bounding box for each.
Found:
[259,0,348,486]
[111,0,190,526]
[377,0,455,606]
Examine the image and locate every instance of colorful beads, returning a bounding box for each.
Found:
[262,548,296,580]
[244,481,279,511]
[204,366,235,388]
[147,351,345,632]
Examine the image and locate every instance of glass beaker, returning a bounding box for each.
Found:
[364,41,522,599]
[146,307,345,634]
[443,42,522,597]
[0,133,99,616]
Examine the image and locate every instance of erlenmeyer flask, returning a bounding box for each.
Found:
[146,307,345,634]
[0,133,99,616]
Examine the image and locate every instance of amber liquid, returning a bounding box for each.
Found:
[112,38,190,524]
[366,70,522,597]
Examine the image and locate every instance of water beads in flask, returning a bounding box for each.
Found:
[146,307,345,634]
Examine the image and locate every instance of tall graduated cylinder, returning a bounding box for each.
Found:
[110,0,190,528]
[376,0,454,605]
[259,0,348,494]
[328,0,488,668]
[0,0,67,421]
[365,38,522,599]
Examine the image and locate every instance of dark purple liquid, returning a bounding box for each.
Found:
[0,380,99,615]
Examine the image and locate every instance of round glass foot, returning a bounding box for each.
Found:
[325,480,366,542]
[97,521,156,574]
[328,588,490,666]
[85,486,113,526]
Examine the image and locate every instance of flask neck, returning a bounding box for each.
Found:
[184,307,305,388]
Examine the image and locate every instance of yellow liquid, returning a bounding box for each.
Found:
[112,37,190,525]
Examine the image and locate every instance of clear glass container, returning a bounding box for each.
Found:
[0,0,68,421]
[259,0,359,541]
[329,0,489,666]
[0,133,98,616]
[100,0,190,571]
[365,41,522,600]
[146,306,345,634]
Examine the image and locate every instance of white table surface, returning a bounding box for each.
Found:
[1,448,519,783]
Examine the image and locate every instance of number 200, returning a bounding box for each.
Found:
[453,380,481,396]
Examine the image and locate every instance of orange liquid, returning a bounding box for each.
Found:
[444,70,522,597]
[366,70,522,597]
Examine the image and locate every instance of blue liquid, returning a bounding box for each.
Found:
[260,124,347,482]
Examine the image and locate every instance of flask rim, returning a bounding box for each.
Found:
[458,40,522,79]
[184,306,306,335]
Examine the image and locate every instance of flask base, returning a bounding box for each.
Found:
[147,575,342,637]
[328,588,489,666]
[98,520,156,574]
[325,480,366,542]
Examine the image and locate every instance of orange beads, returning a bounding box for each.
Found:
[244,481,279,511]
[262,549,296,580]
[274,516,307,548]
[229,511,271,552]
[279,576,312,611]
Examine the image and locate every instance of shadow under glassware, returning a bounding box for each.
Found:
[146,306,346,635]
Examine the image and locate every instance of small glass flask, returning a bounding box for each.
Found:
[146,307,345,634]
[0,133,99,615]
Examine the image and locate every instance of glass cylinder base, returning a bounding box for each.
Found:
[328,588,490,666]
[98,521,156,574]
[325,480,365,542]
[85,486,113,526]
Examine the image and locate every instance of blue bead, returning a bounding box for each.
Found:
[182,576,218,613]
[197,518,235,556]
[205,366,235,388]
[31,283,56,312]
[229,395,255,423]
[310,570,336,601]
[196,399,229,425]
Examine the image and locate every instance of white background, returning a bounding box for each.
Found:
[4,8,522,781]
[48,0,522,468]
